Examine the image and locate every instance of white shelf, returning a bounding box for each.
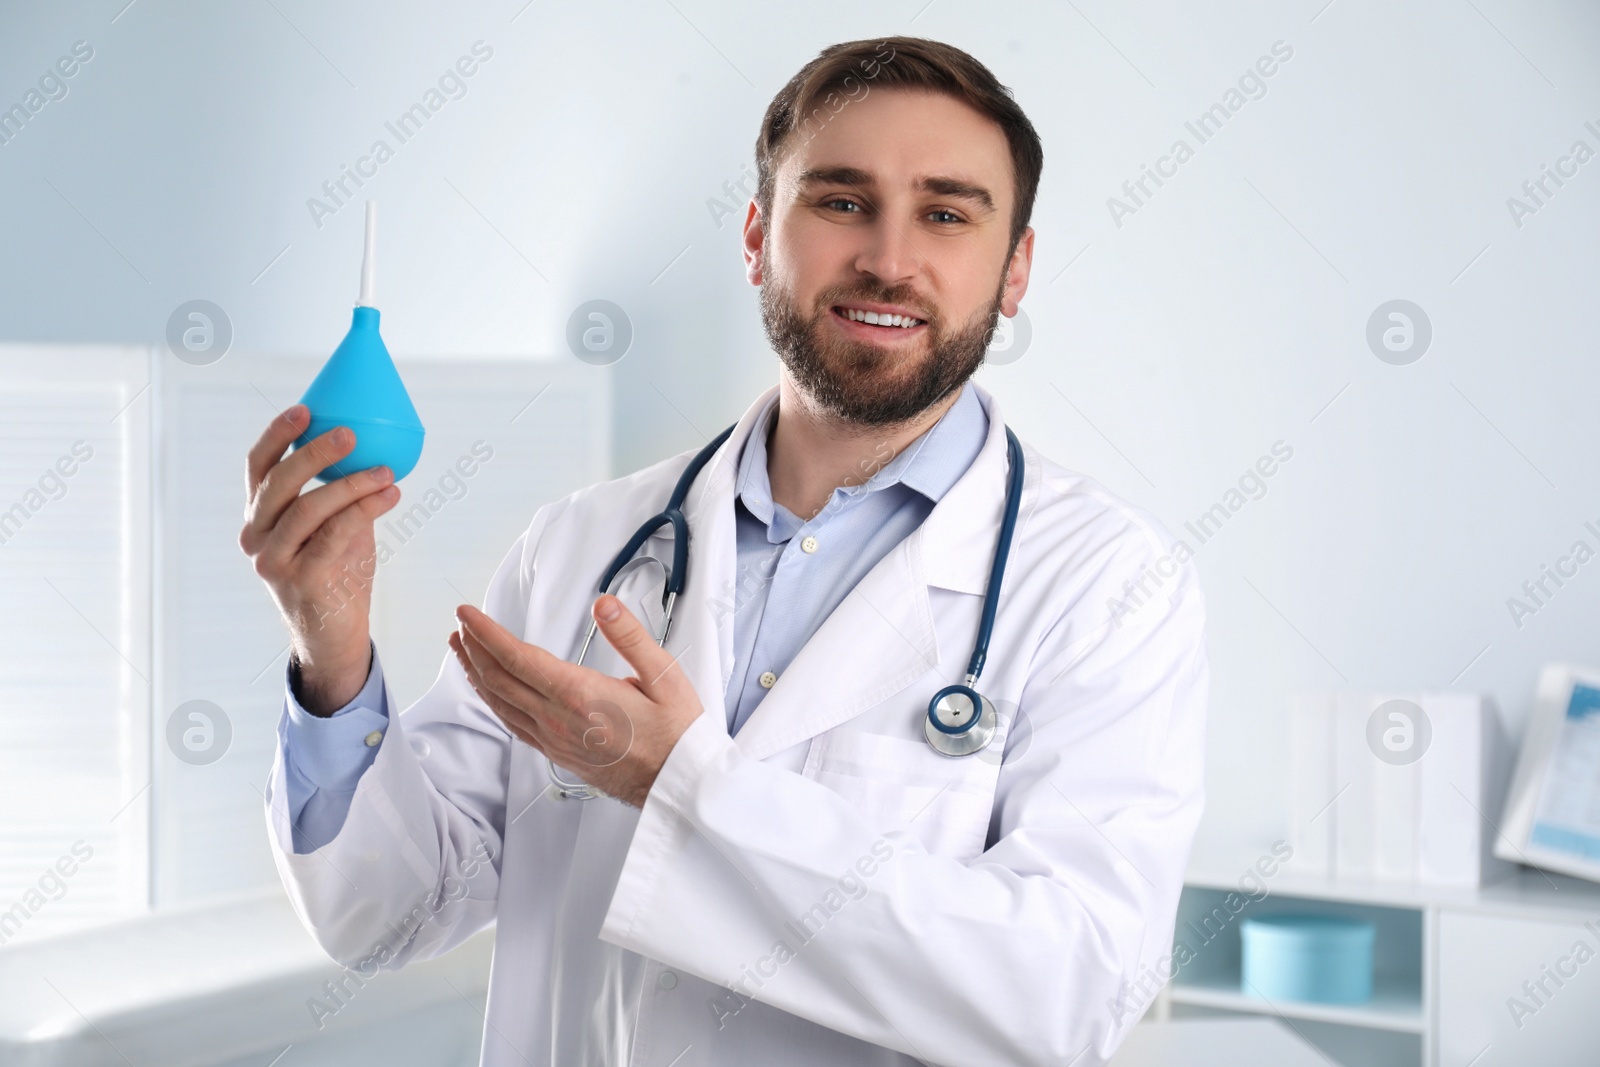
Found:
[1184,835,1600,922]
[1167,970,1425,1034]
[1176,834,1600,1065]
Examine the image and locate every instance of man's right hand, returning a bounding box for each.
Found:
[239,404,402,716]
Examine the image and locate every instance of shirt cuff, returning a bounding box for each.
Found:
[284,640,391,793]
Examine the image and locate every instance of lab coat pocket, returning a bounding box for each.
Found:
[805,728,1001,861]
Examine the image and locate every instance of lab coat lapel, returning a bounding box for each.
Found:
[640,387,781,741]
[726,384,1014,764]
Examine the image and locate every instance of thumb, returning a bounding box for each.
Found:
[593,594,675,695]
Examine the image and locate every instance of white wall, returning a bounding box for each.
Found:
[2,0,1598,855]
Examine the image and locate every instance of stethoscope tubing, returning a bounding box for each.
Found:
[547,417,1024,796]
[965,427,1025,683]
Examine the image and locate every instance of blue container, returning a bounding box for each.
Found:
[1240,914,1374,1005]
[293,305,425,483]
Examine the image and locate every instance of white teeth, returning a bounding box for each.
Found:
[841,307,923,328]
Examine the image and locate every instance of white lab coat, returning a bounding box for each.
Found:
[263,380,1209,1067]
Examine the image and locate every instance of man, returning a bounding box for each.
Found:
[242,35,1207,1066]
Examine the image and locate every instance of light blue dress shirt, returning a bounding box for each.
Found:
[280,382,989,853]
[281,641,388,853]
[722,381,988,735]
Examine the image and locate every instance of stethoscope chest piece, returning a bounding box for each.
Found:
[924,684,998,757]
[919,426,1024,760]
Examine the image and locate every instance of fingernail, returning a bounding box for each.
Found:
[595,595,620,622]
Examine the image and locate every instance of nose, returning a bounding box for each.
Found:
[852,209,925,290]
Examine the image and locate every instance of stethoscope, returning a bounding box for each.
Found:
[545,420,1024,800]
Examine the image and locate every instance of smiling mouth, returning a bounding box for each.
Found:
[830,305,928,332]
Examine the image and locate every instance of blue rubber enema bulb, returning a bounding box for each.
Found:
[292,201,425,484]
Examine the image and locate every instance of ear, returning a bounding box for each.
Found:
[742,200,766,286]
[1001,225,1035,316]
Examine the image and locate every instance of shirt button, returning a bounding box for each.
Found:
[364,730,384,747]
[759,671,777,689]
[659,970,678,990]
[801,535,819,553]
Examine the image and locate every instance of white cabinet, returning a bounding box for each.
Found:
[1170,842,1600,1065]
[1436,911,1600,1067]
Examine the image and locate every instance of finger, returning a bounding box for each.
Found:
[248,471,397,575]
[592,594,679,699]
[451,632,547,748]
[294,480,402,569]
[258,425,356,510]
[246,404,308,495]
[480,678,546,751]
[252,419,354,509]
[242,425,359,549]
[474,675,552,760]
[455,625,561,728]
[454,603,572,702]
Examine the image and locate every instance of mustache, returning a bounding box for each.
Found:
[759,275,1001,427]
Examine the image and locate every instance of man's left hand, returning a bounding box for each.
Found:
[448,594,704,809]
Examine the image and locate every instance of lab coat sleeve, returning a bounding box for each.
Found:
[281,639,390,854]
[262,513,545,972]
[599,534,1208,1067]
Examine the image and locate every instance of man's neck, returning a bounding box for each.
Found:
[766,375,963,522]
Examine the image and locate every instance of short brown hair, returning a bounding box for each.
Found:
[755,36,1044,256]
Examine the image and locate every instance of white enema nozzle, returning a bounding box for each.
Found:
[357,200,377,307]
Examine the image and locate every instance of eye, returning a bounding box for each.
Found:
[928,208,965,224]
[822,197,864,214]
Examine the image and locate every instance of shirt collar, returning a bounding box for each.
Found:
[734,380,989,533]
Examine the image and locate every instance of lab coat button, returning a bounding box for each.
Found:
[759,671,777,689]
[658,971,678,990]
[801,535,819,553]
[364,730,383,747]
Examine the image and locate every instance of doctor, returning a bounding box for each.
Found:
[242,35,1207,1067]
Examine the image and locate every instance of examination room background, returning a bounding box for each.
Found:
[0,0,1596,1064]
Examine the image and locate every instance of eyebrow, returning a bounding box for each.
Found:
[796,166,997,215]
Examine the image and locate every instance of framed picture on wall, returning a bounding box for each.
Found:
[1498,663,1600,885]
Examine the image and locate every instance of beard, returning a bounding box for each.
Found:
[759,271,1006,428]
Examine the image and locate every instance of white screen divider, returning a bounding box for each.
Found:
[154,349,608,910]
[0,344,152,946]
